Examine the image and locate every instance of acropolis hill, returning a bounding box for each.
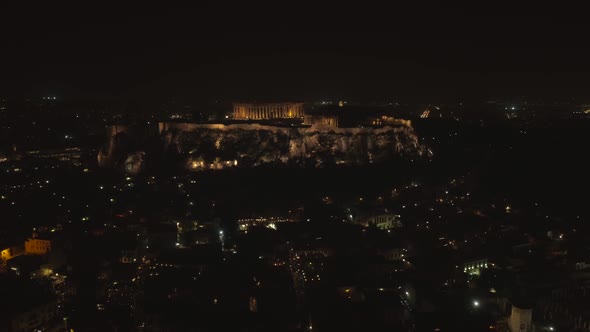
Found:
[98,103,426,174]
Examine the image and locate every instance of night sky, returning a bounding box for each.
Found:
[2,2,589,102]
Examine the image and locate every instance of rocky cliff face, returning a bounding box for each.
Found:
[99,122,425,173]
[97,125,157,174]
[162,123,425,170]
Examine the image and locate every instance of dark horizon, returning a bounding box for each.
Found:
[2,3,590,103]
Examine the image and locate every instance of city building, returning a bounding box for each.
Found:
[380,248,407,261]
[237,216,293,231]
[463,258,489,276]
[364,213,402,230]
[25,237,52,255]
[509,304,532,332]
[232,102,305,120]
[0,243,24,265]
[23,147,84,164]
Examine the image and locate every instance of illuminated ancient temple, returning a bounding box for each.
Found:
[232,102,305,120]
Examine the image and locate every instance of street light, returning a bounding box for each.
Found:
[473,300,480,307]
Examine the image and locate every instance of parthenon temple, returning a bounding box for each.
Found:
[233,102,305,120]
